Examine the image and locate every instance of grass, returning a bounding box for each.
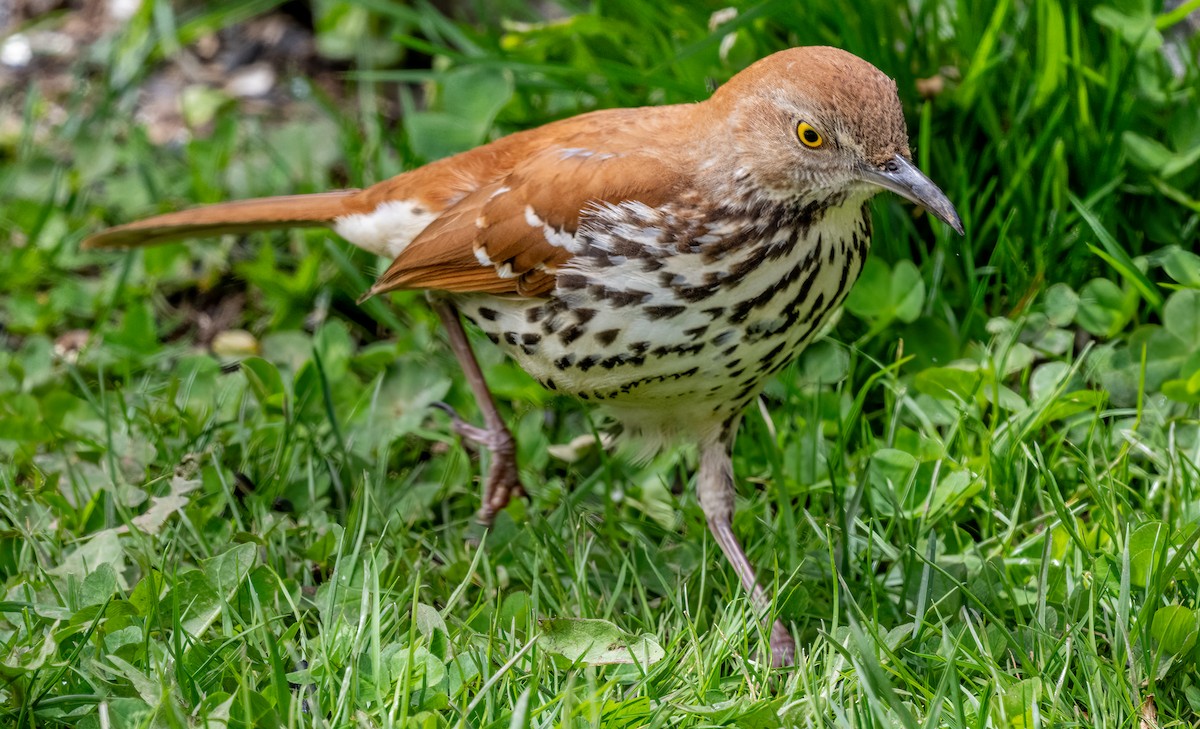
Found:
[2,0,1200,726]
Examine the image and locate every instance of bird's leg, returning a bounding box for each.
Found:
[697,437,795,668]
[429,296,525,525]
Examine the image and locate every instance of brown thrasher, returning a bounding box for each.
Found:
[85,46,962,666]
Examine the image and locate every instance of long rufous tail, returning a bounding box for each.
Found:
[81,191,361,249]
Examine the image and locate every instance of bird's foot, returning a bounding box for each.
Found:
[769,619,796,668]
[433,402,526,526]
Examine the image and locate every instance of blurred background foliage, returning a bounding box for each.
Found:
[2,0,1200,726]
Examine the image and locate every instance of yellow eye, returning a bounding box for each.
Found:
[797,122,823,148]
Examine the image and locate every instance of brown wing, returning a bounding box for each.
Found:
[366,145,682,299]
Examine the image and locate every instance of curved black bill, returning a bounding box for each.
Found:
[861,155,964,235]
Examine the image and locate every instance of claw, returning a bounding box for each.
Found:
[430,400,525,526]
[434,401,510,451]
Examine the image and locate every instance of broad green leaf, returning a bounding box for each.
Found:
[0,632,58,678]
[1121,131,1174,173]
[50,529,127,587]
[796,340,849,385]
[1129,521,1168,588]
[913,366,983,402]
[390,645,446,686]
[406,67,514,161]
[539,618,664,665]
[499,591,533,628]
[1030,362,1071,403]
[1151,605,1198,656]
[891,260,926,323]
[240,356,287,415]
[228,689,280,729]
[1043,283,1078,327]
[174,543,258,635]
[1093,5,1163,54]
[845,257,891,319]
[995,677,1043,728]
[1076,278,1132,337]
[80,563,118,608]
[106,300,158,353]
[1163,377,1200,404]
[1162,246,1200,288]
[1163,289,1200,346]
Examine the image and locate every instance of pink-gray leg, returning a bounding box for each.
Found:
[697,439,796,667]
[429,296,524,525]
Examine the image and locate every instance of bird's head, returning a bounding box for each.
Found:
[709,46,963,234]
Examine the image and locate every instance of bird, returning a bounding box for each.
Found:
[84,46,963,667]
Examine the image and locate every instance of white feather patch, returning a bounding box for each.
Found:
[334,200,436,258]
[524,205,543,227]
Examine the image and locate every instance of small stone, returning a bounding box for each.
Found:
[224,63,276,98]
[211,329,259,358]
[54,330,90,363]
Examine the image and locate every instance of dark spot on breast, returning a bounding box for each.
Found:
[526,307,545,323]
[734,382,757,403]
[645,305,685,320]
[831,256,851,305]
[594,328,621,346]
[712,330,736,346]
[485,332,499,344]
[673,281,722,302]
[559,326,584,346]
[684,325,709,340]
[702,306,725,320]
[802,292,826,324]
[725,358,741,369]
[660,272,686,288]
[504,332,519,345]
[521,332,542,345]
[630,341,650,355]
[559,273,587,290]
[611,238,652,259]
[596,287,651,307]
[478,307,498,321]
[641,258,665,272]
[573,308,597,324]
[554,354,576,370]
